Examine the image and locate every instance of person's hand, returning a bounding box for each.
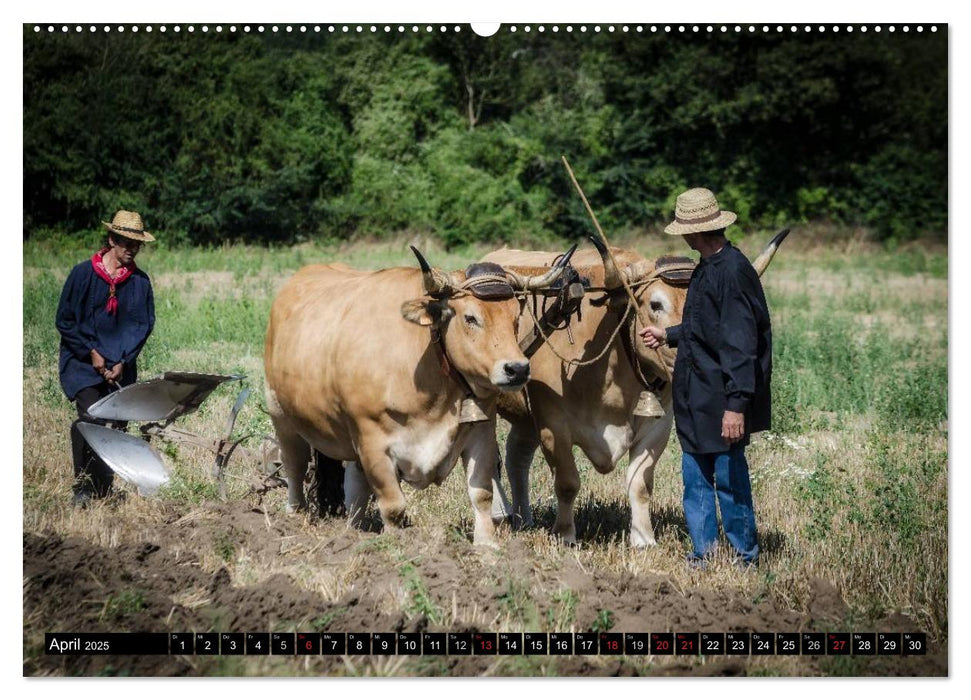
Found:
[104,362,123,384]
[722,410,745,444]
[639,325,666,350]
[90,349,107,376]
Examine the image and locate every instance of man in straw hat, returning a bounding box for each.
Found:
[640,188,772,568]
[55,210,156,507]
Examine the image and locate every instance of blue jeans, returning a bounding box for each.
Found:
[681,445,759,564]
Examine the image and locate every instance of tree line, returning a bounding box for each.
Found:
[23,26,947,246]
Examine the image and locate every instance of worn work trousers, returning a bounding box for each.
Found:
[70,384,125,497]
[681,445,759,564]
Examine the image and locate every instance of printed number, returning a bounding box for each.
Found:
[883,640,897,650]
[681,640,695,651]
[483,640,493,651]
[429,640,441,650]
[580,640,593,651]
[556,640,568,650]
[631,640,644,650]
[456,640,467,650]
[656,640,669,651]
[255,641,261,650]
[177,640,185,651]
[859,640,871,650]
[782,640,795,651]
[732,640,744,650]
[607,640,619,651]
[204,640,212,651]
[757,641,768,650]
[833,640,846,651]
[706,640,720,651]
[229,640,237,651]
[908,640,922,651]
[281,640,288,651]
[808,640,820,651]
[404,640,416,651]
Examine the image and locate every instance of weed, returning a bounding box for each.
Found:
[590,609,615,633]
[214,533,236,563]
[101,589,147,619]
[310,607,349,631]
[399,559,443,624]
[546,588,579,630]
[496,578,539,629]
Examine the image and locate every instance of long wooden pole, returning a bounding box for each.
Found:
[561,155,643,322]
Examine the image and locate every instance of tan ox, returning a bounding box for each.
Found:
[483,231,789,546]
[263,248,568,546]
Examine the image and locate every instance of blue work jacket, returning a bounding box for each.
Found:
[55,260,155,400]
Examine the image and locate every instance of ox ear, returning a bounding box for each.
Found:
[401,298,455,327]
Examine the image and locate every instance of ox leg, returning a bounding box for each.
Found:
[539,426,580,545]
[626,414,674,548]
[343,461,372,528]
[462,422,500,548]
[276,430,311,514]
[314,450,346,518]
[505,421,540,530]
[358,438,409,529]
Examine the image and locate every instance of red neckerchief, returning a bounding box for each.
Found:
[91,248,136,315]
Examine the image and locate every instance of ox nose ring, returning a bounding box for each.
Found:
[503,361,530,384]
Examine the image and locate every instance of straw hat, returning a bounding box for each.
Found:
[663,188,736,236]
[102,210,156,242]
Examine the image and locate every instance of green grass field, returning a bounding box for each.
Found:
[22,230,948,675]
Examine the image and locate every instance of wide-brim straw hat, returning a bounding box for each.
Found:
[664,188,737,236]
[102,210,156,242]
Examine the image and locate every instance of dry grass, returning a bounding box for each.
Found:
[22,235,947,676]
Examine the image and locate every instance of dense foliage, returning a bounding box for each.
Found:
[24,27,947,245]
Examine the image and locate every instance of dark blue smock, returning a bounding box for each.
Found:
[665,242,772,454]
[56,260,155,401]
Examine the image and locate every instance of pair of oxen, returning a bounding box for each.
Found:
[263,234,788,548]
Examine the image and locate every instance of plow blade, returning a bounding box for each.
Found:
[87,372,244,422]
[76,423,171,496]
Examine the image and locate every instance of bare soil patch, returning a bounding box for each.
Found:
[24,500,944,677]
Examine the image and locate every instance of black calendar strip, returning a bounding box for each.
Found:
[44,632,928,656]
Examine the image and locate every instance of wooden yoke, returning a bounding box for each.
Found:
[518,278,587,358]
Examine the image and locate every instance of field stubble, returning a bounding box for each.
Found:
[23,234,947,676]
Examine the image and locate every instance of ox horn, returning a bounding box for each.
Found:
[506,243,577,290]
[751,228,792,277]
[589,235,626,289]
[410,246,452,297]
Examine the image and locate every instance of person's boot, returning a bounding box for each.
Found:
[72,487,93,509]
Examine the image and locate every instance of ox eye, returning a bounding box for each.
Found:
[464,314,481,327]
[650,300,664,314]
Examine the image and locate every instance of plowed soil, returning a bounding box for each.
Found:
[23,500,944,677]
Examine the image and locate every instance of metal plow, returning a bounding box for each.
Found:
[85,371,278,498]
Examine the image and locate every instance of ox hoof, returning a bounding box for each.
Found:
[631,535,658,549]
[285,502,306,515]
[491,515,514,531]
[551,529,578,547]
[379,511,411,530]
[511,514,535,532]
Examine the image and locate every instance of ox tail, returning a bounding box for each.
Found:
[752,228,792,277]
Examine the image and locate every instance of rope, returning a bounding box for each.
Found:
[522,296,633,369]
[447,261,694,370]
